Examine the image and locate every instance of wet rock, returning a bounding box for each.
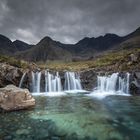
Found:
[130,72,140,95]
[66,133,78,140]
[3,135,13,140]
[80,69,97,91]
[51,136,60,140]
[35,129,49,139]
[109,131,123,140]
[0,85,35,111]
[16,129,30,135]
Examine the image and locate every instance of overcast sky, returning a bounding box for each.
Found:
[0,0,140,44]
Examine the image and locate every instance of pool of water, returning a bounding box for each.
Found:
[0,94,140,140]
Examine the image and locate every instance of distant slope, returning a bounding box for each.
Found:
[125,27,140,39]
[13,40,32,52]
[0,35,32,55]
[0,34,17,55]
[115,36,140,50]
[16,36,72,62]
[1,26,140,62]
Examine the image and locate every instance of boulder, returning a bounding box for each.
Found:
[0,63,23,87]
[80,69,97,91]
[0,85,35,111]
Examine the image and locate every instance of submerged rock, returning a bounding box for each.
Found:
[0,85,35,111]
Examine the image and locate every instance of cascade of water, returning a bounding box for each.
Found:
[118,73,130,94]
[32,72,41,93]
[97,73,130,94]
[45,71,62,92]
[97,73,118,92]
[19,72,26,88]
[64,72,82,90]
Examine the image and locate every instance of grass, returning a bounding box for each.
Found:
[0,55,29,69]
[38,48,140,71]
[1,48,140,71]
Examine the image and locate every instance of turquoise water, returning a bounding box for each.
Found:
[0,94,140,140]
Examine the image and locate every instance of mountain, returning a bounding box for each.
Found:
[1,26,140,62]
[112,27,140,51]
[16,36,72,61]
[13,40,32,52]
[71,34,124,57]
[0,35,32,55]
[125,27,140,39]
[0,34,17,55]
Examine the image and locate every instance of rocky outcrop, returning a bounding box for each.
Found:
[130,72,140,95]
[0,85,35,111]
[80,69,97,90]
[0,63,23,87]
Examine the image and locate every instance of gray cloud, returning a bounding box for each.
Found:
[0,0,140,44]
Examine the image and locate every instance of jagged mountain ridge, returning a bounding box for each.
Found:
[0,35,32,55]
[16,36,72,61]
[0,27,140,61]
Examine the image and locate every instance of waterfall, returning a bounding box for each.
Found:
[88,72,130,99]
[64,72,82,90]
[32,72,41,93]
[19,72,26,88]
[118,73,130,94]
[45,71,62,92]
[97,73,130,94]
[97,73,119,92]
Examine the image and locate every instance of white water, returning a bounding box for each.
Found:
[22,70,131,98]
[32,92,66,97]
[89,73,130,99]
[64,72,82,90]
[32,72,41,93]
[30,71,83,96]
[19,72,26,88]
[45,71,62,92]
[118,73,130,94]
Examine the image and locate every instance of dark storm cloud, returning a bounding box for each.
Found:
[0,0,140,44]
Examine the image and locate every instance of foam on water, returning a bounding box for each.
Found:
[88,73,131,99]
[32,92,66,97]
[87,91,130,99]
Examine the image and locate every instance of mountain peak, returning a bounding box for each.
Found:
[0,34,12,43]
[42,36,53,41]
[104,33,119,38]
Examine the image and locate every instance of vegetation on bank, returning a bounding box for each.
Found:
[0,48,140,72]
[38,48,140,71]
[0,55,29,69]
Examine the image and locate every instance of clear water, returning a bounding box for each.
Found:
[0,94,140,140]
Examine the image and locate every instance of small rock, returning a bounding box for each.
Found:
[16,129,30,135]
[3,135,12,140]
